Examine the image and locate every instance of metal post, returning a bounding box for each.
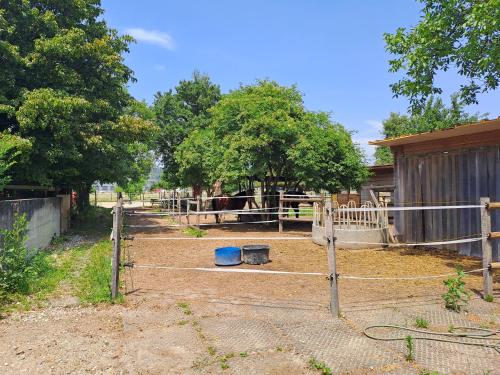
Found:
[111,197,123,300]
[279,191,284,233]
[325,199,340,317]
[480,197,493,298]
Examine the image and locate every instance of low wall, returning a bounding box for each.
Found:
[0,198,63,250]
[312,224,387,249]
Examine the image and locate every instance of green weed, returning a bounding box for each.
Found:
[239,352,248,357]
[177,302,192,315]
[420,370,439,375]
[442,268,469,312]
[405,335,415,362]
[308,358,332,375]
[484,294,494,302]
[207,346,217,356]
[178,320,189,326]
[183,226,207,238]
[415,317,429,329]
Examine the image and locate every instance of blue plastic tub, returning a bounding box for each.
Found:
[214,246,241,266]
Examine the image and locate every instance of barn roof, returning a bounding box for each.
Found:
[369,117,500,147]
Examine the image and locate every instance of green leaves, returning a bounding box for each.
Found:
[0,0,156,206]
[207,80,367,193]
[385,0,500,110]
[154,71,221,189]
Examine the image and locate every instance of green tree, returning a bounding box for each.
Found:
[208,80,367,195]
[385,0,500,109]
[0,0,156,210]
[154,71,221,189]
[374,95,484,165]
[0,133,31,190]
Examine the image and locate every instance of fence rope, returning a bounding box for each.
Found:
[337,237,485,247]
[339,267,487,280]
[133,265,325,276]
[132,236,312,240]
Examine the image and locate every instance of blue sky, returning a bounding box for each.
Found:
[101,0,499,162]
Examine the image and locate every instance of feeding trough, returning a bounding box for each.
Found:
[242,245,270,265]
[214,246,241,266]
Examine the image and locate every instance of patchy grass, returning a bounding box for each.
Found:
[178,301,193,315]
[239,352,248,357]
[183,226,207,238]
[308,358,332,375]
[77,240,118,304]
[415,317,429,329]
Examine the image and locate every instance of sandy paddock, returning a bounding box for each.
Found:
[123,208,493,309]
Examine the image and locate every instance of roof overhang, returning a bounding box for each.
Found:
[369,117,500,147]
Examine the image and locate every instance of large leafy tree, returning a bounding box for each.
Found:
[374,95,485,165]
[207,80,368,195]
[154,71,221,189]
[0,0,156,209]
[385,0,499,110]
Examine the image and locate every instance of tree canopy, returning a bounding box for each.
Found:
[0,0,156,207]
[175,80,368,194]
[154,71,221,189]
[374,95,485,165]
[385,0,499,110]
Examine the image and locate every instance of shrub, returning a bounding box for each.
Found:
[0,214,45,296]
[415,317,429,329]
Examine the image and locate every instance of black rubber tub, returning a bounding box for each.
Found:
[241,245,270,265]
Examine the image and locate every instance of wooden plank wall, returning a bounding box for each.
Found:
[394,146,499,260]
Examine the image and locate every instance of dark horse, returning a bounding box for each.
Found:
[210,190,252,223]
[283,190,310,218]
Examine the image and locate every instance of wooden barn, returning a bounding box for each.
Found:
[370,117,500,260]
[360,164,394,205]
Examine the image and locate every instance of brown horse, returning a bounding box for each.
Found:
[210,190,252,223]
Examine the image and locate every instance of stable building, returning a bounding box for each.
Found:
[370,117,500,260]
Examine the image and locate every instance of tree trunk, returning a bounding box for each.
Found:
[76,184,91,212]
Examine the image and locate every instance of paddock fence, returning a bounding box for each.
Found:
[111,196,499,316]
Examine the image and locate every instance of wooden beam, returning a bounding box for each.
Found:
[280,217,314,222]
[486,202,500,210]
[490,262,500,270]
[488,231,500,239]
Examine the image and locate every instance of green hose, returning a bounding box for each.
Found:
[363,325,500,353]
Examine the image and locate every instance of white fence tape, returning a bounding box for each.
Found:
[134,265,325,276]
[132,236,311,240]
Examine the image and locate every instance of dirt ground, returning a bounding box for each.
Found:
[0,208,498,374]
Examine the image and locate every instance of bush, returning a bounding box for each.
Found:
[0,214,48,296]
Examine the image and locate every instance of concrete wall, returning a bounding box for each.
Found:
[0,198,62,250]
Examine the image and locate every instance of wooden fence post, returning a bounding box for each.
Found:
[278,191,284,233]
[111,196,123,300]
[178,195,182,225]
[197,197,201,228]
[480,197,493,298]
[325,198,340,317]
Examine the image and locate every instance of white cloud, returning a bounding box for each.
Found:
[154,64,166,71]
[364,119,383,131]
[126,28,175,50]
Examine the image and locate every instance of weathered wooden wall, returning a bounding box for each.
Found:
[394,146,499,260]
[360,167,394,203]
